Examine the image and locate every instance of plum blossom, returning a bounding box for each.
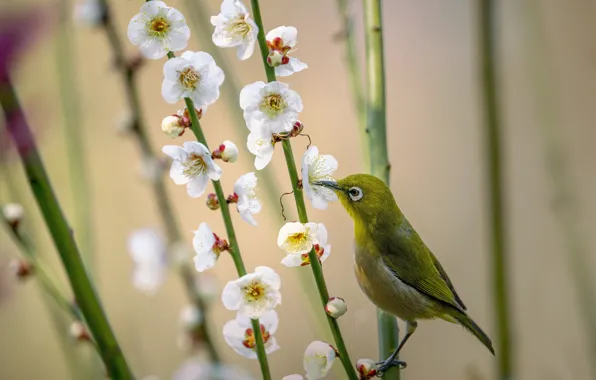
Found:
[162,141,222,198]
[232,172,261,225]
[246,126,275,170]
[266,26,307,77]
[193,222,228,272]
[127,1,190,59]
[303,341,337,379]
[277,222,320,255]
[281,223,330,267]
[301,146,338,210]
[222,266,281,318]
[210,0,258,60]
[222,310,280,359]
[162,51,224,107]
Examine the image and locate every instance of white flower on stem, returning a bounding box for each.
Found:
[282,376,304,380]
[162,51,224,107]
[162,141,222,198]
[303,341,337,380]
[222,266,281,318]
[210,0,259,60]
[277,222,320,255]
[266,26,307,77]
[127,1,190,59]
[301,146,339,210]
[222,310,280,359]
[281,223,330,267]
[247,125,275,170]
[162,115,185,138]
[232,172,261,226]
[74,0,105,27]
[240,81,303,134]
[127,228,167,294]
[192,222,228,272]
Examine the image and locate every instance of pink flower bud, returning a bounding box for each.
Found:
[206,193,219,210]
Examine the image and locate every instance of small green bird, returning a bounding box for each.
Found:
[315,174,494,373]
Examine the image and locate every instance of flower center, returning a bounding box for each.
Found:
[242,325,271,349]
[227,15,251,38]
[243,282,266,302]
[287,232,307,247]
[148,17,170,37]
[260,93,287,118]
[179,67,200,90]
[182,153,207,178]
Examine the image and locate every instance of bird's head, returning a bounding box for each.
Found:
[314,174,402,229]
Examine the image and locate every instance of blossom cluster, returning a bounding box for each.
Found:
[124,0,346,378]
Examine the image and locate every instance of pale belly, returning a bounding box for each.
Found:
[354,247,437,321]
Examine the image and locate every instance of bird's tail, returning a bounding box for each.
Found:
[454,312,495,355]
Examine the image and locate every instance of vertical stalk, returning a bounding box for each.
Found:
[1,77,133,379]
[57,0,94,268]
[335,0,368,170]
[99,0,221,362]
[362,1,399,378]
[522,2,596,378]
[183,96,271,380]
[248,2,358,378]
[479,1,513,379]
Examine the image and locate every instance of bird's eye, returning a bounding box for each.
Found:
[348,187,363,201]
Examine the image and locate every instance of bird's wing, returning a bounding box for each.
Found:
[380,222,466,312]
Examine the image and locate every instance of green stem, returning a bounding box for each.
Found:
[57,0,94,270]
[335,0,368,170]
[362,1,400,378]
[1,77,133,379]
[100,0,221,363]
[479,1,513,379]
[183,96,271,380]
[522,3,596,378]
[247,1,358,378]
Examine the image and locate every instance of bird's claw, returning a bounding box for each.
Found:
[374,359,407,377]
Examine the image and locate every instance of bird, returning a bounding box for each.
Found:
[315,174,494,373]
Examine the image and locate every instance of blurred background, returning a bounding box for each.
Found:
[1,0,595,379]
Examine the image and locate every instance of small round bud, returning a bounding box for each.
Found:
[3,203,24,226]
[267,50,285,68]
[290,120,304,137]
[219,140,239,163]
[325,297,347,318]
[226,193,239,204]
[9,258,33,280]
[212,234,230,254]
[69,321,91,342]
[356,358,378,379]
[206,193,220,210]
[161,115,185,138]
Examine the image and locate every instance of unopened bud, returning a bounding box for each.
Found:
[226,193,239,204]
[325,297,347,318]
[161,115,185,138]
[356,358,378,379]
[69,321,91,342]
[10,258,33,280]
[3,203,24,227]
[206,193,220,210]
[216,140,239,163]
[290,121,304,137]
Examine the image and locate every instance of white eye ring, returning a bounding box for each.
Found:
[348,187,363,201]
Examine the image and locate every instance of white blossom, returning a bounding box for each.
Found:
[162,115,185,138]
[162,51,224,107]
[233,172,261,226]
[222,266,281,318]
[162,141,222,198]
[266,26,307,77]
[304,341,337,380]
[127,228,167,294]
[192,222,225,272]
[277,222,320,255]
[127,1,190,59]
[240,81,303,134]
[210,0,258,60]
[301,146,338,210]
[222,310,280,359]
[281,223,330,267]
[246,125,275,170]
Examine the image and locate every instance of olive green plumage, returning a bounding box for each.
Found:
[318,174,494,356]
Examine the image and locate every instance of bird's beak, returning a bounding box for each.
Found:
[313,180,342,192]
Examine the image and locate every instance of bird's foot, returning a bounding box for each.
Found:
[375,359,407,377]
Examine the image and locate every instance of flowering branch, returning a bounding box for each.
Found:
[246,1,359,378]
[0,76,133,379]
[362,1,400,378]
[98,0,221,362]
